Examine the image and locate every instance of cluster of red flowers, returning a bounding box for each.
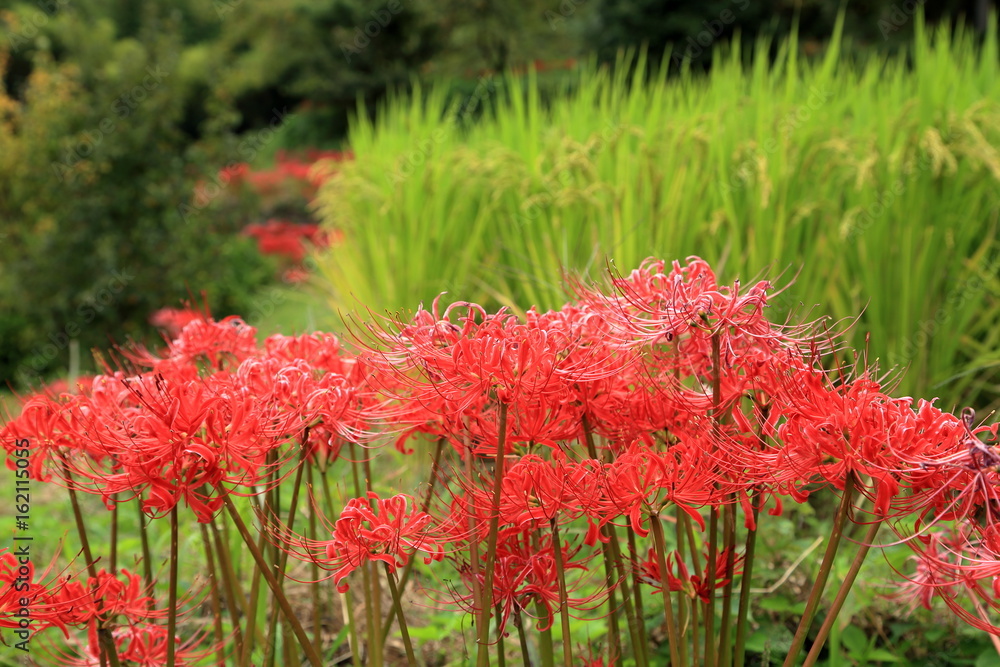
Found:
[0,551,212,665]
[220,149,352,200]
[4,256,1000,661]
[3,316,368,522]
[243,219,334,264]
[222,149,350,280]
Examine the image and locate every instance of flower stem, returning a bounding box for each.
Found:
[650,513,681,667]
[109,494,118,573]
[305,463,324,658]
[382,435,446,645]
[209,514,255,648]
[608,524,646,667]
[200,522,229,667]
[477,400,510,667]
[362,454,384,665]
[550,518,574,667]
[734,487,762,667]
[137,498,154,606]
[62,460,121,667]
[347,440,379,666]
[167,504,180,667]
[320,462,361,667]
[626,526,649,658]
[718,498,738,667]
[704,506,719,667]
[265,454,308,667]
[581,417,622,665]
[675,508,689,667]
[514,606,534,667]
[222,492,324,667]
[801,516,883,667]
[782,474,857,667]
[384,562,418,665]
[495,602,508,667]
[464,434,487,652]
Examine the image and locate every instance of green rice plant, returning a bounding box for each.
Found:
[313,12,1000,411]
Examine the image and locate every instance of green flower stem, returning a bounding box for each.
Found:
[222,492,324,667]
[478,400,510,667]
[347,440,379,666]
[384,562,418,665]
[463,433,488,657]
[782,473,857,667]
[210,514,260,650]
[109,495,118,573]
[199,522,229,667]
[675,508,689,667]
[704,506,720,667]
[166,505,180,667]
[581,416,622,665]
[734,487,762,667]
[626,526,649,657]
[608,524,647,667]
[650,513,681,667]
[264,453,308,667]
[718,499,738,667]
[801,516,884,667]
[495,602,508,667]
[681,513,702,666]
[305,462,324,657]
[62,460,121,667]
[382,435,446,645]
[550,518,574,667]
[514,606,533,667]
[319,462,361,667]
[362,453,384,665]
[705,331,723,667]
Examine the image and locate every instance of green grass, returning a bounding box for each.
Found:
[314,12,1000,412]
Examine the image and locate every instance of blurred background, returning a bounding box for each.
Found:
[1,0,999,412]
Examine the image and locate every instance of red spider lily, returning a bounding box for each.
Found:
[262,331,356,376]
[363,298,631,457]
[573,258,792,351]
[637,546,744,604]
[443,526,597,635]
[0,547,61,634]
[126,315,259,374]
[53,367,307,521]
[273,492,443,593]
[42,569,168,632]
[148,308,203,338]
[2,391,95,482]
[243,219,330,263]
[893,409,1000,528]
[45,621,214,667]
[487,453,581,529]
[157,315,258,370]
[891,524,1000,634]
[759,367,971,519]
[588,441,721,537]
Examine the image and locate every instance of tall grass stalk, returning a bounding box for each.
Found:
[316,12,1000,410]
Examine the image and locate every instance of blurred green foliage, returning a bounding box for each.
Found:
[0,6,277,386]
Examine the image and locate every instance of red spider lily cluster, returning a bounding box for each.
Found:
[219,149,351,201]
[221,149,351,281]
[243,219,335,264]
[3,257,999,666]
[0,551,212,665]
